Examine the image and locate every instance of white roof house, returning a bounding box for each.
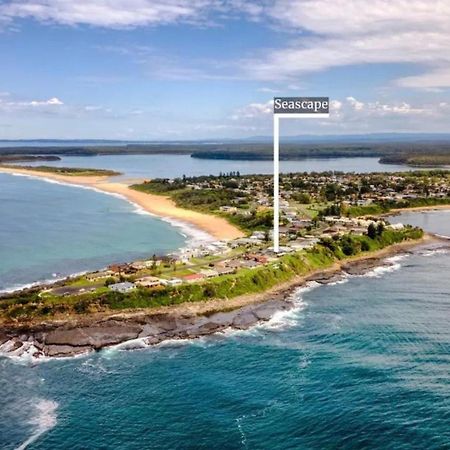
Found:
[109,282,135,293]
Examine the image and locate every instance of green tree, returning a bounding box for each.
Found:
[367,223,377,239]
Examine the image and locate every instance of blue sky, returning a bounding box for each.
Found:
[0,0,449,140]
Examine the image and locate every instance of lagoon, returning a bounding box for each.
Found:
[18,154,412,179]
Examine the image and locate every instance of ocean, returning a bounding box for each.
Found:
[0,159,449,449]
[0,211,449,449]
[0,173,193,292]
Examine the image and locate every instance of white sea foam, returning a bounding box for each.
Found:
[77,359,116,376]
[0,340,42,363]
[361,263,402,278]
[327,276,350,286]
[0,338,91,364]
[259,283,318,331]
[15,399,58,450]
[350,254,409,279]
[220,283,318,339]
[419,247,450,257]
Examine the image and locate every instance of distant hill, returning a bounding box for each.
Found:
[1,134,450,167]
[241,133,450,144]
[2,133,450,147]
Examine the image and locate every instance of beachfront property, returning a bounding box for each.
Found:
[161,278,183,287]
[182,273,206,283]
[109,282,136,293]
[86,270,115,282]
[135,276,164,288]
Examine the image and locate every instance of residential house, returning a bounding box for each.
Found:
[86,270,115,282]
[109,282,136,293]
[200,269,219,278]
[135,276,164,288]
[161,278,183,286]
[182,273,206,283]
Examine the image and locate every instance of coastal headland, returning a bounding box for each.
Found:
[1,234,444,359]
[0,166,244,240]
[1,165,449,359]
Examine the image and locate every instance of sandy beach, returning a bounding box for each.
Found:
[0,166,245,241]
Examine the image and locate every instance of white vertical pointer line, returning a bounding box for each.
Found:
[272,112,329,252]
[273,114,280,253]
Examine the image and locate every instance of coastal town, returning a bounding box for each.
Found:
[3,169,447,304]
[0,165,448,359]
[54,213,395,299]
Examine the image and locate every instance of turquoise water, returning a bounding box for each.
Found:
[19,155,412,179]
[1,211,449,449]
[0,173,186,291]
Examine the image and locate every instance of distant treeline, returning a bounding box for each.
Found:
[0,155,61,163]
[191,147,380,160]
[190,143,450,162]
[1,142,450,166]
[380,153,450,167]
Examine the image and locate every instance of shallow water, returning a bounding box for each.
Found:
[1,211,449,450]
[0,173,187,291]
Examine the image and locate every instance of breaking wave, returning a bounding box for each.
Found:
[15,399,58,450]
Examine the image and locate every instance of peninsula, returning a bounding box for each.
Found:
[1,165,449,359]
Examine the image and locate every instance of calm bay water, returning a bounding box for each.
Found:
[0,210,449,449]
[0,173,186,291]
[19,154,411,179]
[388,209,450,237]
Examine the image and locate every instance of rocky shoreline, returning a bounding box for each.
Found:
[1,243,434,360]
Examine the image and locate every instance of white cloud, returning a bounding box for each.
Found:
[240,31,450,81]
[233,0,450,88]
[267,0,449,36]
[330,99,342,110]
[346,97,364,111]
[0,94,121,118]
[0,96,64,111]
[2,0,450,90]
[0,0,221,28]
[257,87,280,93]
[228,95,444,135]
[231,100,273,120]
[396,67,450,89]
[341,97,428,117]
[30,97,64,106]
